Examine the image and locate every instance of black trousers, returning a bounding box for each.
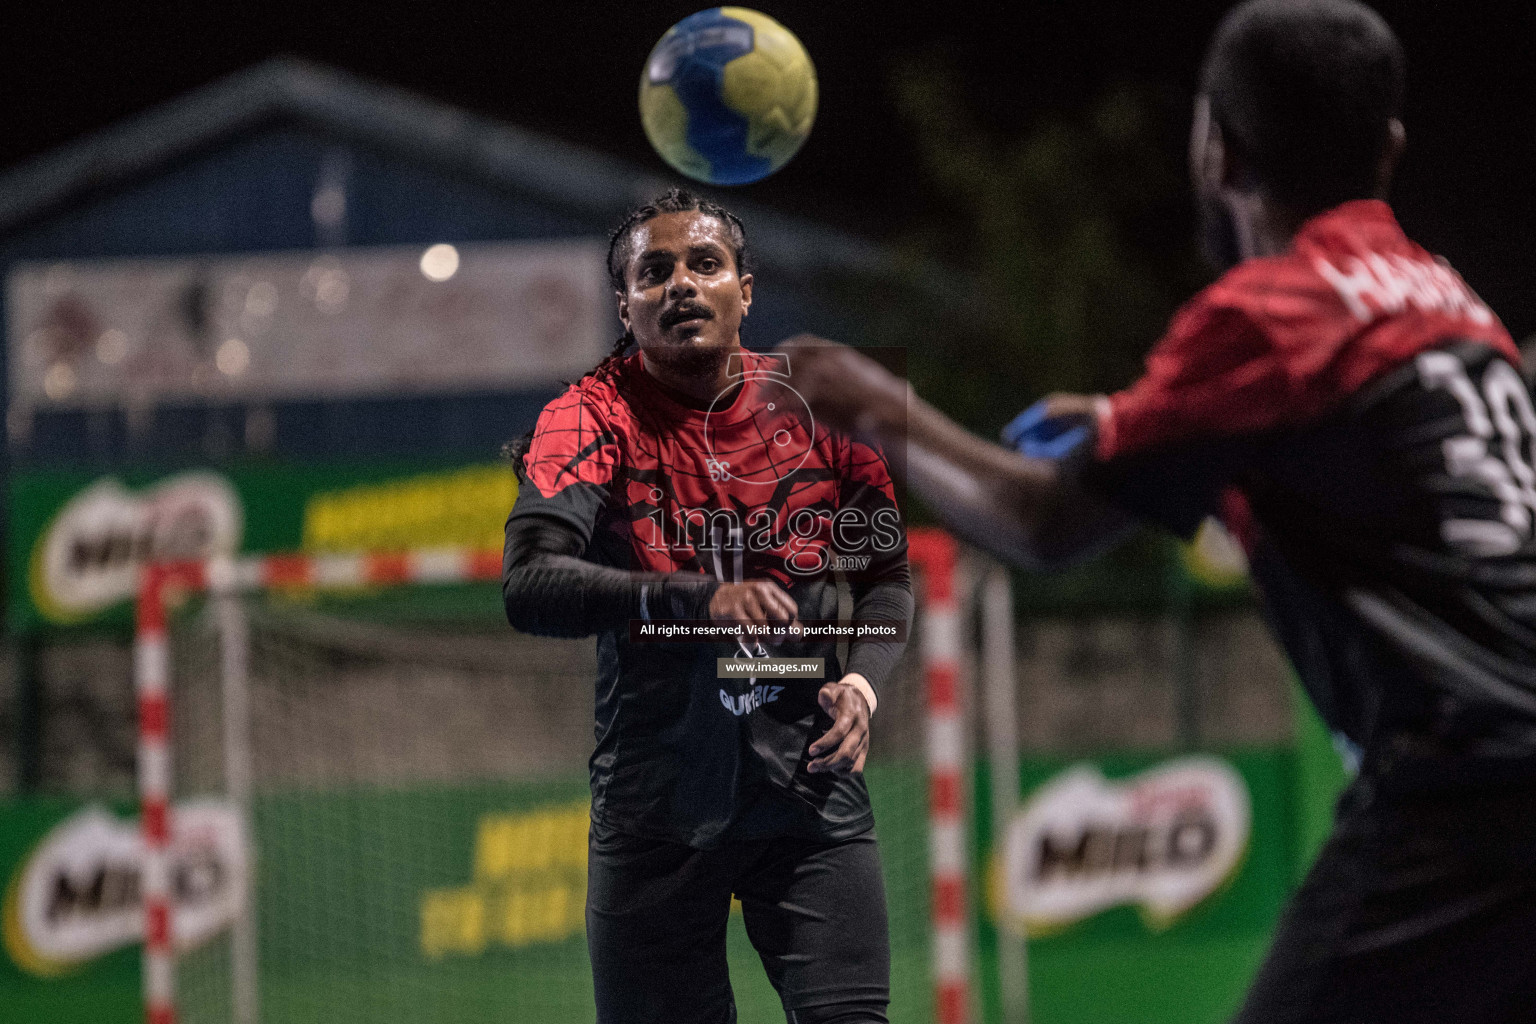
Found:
[1235,745,1536,1024]
[586,822,891,1024]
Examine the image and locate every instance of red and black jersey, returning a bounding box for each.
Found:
[507,350,911,848]
[1084,200,1536,758]
[521,350,903,582]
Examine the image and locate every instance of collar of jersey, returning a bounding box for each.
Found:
[629,350,764,428]
[1293,198,1398,251]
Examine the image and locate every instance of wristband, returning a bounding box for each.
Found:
[843,673,878,715]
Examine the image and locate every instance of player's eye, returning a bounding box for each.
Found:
[696,257,720,273]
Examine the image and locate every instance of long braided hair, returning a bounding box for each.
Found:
[504,188,751,481]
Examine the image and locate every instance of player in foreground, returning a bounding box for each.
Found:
[778,1,1536,1020]
[502,189,911,1024]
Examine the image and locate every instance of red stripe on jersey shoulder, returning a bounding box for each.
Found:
[842,436,899,504]
[1100,201,1518,461]
[523,370,636,498]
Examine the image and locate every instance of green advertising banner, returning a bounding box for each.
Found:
[6,461,519,635]
[7,457,1262,638]
[0,797,143,1024]
[976,750,1296,1024]
[0,750,1307,1024]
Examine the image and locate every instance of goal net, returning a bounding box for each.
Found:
[137,548,947,1024]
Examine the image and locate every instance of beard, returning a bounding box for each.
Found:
[1197,190,1243,274]
[643,338,735,381]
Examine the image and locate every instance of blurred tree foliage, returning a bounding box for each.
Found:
[818,57,1248,610]
[875,55,1205,438]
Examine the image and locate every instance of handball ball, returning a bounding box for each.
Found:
[640,7,818,186]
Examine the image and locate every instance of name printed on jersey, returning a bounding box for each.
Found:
[1314,251,1494,326]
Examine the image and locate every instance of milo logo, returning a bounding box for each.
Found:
[1001,757,1251,933]
[3,801,246,976]
[28,472,242,623]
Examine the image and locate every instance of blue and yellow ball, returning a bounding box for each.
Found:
[640,7,818,186]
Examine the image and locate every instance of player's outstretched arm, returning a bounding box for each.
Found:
[503,513,713,637]
[774,336,1133,569]
[503,513,802,637]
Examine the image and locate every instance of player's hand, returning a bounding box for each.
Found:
[1001,393,1100,459]
[807,679,871,774]
[772,335,910,438]
[709,580,800,630]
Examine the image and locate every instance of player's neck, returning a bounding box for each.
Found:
[640,345,743,407]
[1233,193,1310,260]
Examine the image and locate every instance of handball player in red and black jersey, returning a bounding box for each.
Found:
[781,2,1536,1021]
[503,190,911,1024]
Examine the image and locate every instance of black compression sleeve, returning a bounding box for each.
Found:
[843,563,913,695]
[502,513,720,638]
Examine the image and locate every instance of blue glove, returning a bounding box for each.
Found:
[1001,399,1091,460]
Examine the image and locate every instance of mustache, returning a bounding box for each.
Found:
[660,301,714,330]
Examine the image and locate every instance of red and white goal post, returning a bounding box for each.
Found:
[134,533,1022,1024]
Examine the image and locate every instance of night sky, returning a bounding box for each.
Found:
[4,1,1532,336]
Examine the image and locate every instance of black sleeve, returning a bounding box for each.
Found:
[836,437,914,696]
[1078,431,1256,542]
[843,565,913,695]
[502,512,719,638]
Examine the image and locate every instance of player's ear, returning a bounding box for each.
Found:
[1375,118,1406,196]
[739,273,753,319]
[1189,94,1229,195]
[616,290,631,333]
